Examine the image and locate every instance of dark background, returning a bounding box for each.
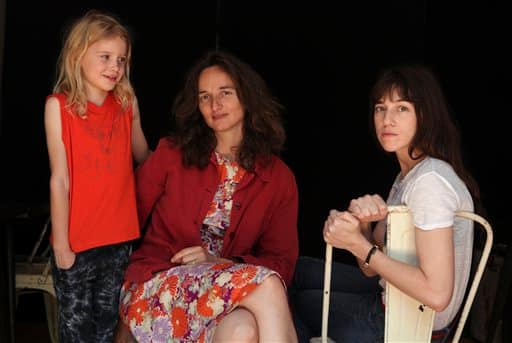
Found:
[1,0,509,262]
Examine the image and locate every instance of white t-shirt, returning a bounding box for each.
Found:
[385,157,474,330]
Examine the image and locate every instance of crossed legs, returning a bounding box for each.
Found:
[115,274,297,342]
[214,274,297,342]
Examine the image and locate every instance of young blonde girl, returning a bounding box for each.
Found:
[44,10,149,342]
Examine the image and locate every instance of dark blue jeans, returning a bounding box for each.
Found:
[51,243,130,343]
[289,256,451,343]
[289,256,384,343]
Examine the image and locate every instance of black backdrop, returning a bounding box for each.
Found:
[1,0,509,261]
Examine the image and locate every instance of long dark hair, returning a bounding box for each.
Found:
[170,50,285,171]
[370,64,480,201]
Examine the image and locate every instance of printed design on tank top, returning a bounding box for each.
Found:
[77,107,125,177]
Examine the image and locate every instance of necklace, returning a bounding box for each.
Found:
[215,150,235,162]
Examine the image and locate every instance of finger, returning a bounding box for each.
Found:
[170,254,182,263]
[186,247,210,264]
[325,213,337,227]
[349,203,362,216]
[323,222,333,239]
[374,196,388,215]
[329,209,339,216]
[326,215,336,226]
[348,199,362,214]
[359,196,376,215]
[171,251,190,263]
[170,248,183,262]
[330,215,352,233]
[323,227,332,243]
[351,197,373,219]
[339,211,360,226]
[184,256,197,264]
[171,246,202,262]
[326,211,336,223]
[368,204,379,216]
[178,252,197,265]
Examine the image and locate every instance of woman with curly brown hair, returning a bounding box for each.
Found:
[116,50,299,342]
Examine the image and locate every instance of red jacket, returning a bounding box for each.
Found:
[124,138,299,285]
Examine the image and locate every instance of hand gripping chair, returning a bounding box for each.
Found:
[314,206,493,343]
[15,216,58,343]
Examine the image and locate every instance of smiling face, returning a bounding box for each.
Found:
[197,66,245,139]
[373,88,418,159]
[80,35,128,101]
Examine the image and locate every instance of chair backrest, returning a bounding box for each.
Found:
[384,206,493,343]
[451,211,493,342]
[385,206,435,342]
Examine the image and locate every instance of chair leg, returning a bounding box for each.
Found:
[486,243,512,343]
[310,244,336,343]
[43,292,58,343]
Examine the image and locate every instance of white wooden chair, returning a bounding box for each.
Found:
[384,206,493,343]
[314,206,493,343]
[15,216,58,343]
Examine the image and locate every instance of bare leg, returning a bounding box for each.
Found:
[238,275,298,342]
[113,321,136,343]
[213,308,258,343]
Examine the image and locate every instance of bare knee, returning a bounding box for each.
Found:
[237,275,289,312]
[230,320,258,343]
[214,308,258,343]
[259,275,287,297]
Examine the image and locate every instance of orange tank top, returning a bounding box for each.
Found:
[51,93,140,252]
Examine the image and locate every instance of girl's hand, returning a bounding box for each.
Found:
[54,248,76,270]
[348,194,387,223]
[171,246,228,265]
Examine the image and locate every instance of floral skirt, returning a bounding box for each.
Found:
[119,262,277,343]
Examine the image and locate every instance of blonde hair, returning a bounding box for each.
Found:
[53,10,134,116]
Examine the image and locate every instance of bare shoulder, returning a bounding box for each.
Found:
[132,95,139,107]
[44,96,61,121]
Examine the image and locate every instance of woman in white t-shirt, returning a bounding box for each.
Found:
[290,64,480,343]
